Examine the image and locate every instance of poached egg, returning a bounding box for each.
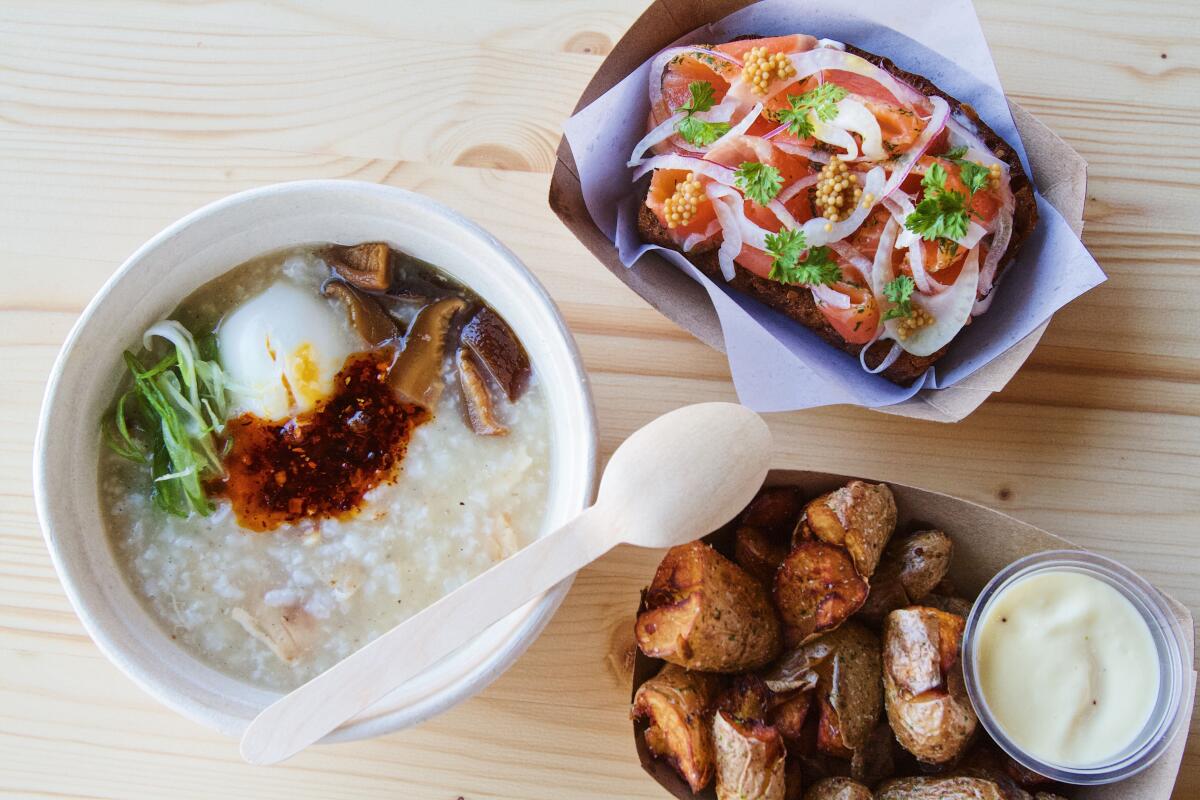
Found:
[218,281,362,420]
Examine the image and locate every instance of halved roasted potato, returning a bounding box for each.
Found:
[803,777,873,800]
[883,607,977,764]
[802,481,897,578]
[860,531,953,624]
[637,541,782,672]
[631,663,720,793]
[712,710,787,800]
[767,689,813,746]
[742,486,806,532]
[774,541,869,644]
[763,622,882,759]
[876,776,1005,800]
[736,525,792,584]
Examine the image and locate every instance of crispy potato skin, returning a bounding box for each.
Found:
[719,674,773,722]
[803,777,873,800]
[768,690,813,745]
[774,541,869,644]
[712,711,788,800]
[883,608,977,765]
[803,482,897,578]
[876,776,1006,800]
[632,663,721,793]
[637,541,782,672]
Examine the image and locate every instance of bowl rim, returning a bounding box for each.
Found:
[32,179,599,743]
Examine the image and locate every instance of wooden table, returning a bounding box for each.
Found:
[2,1,1196,797]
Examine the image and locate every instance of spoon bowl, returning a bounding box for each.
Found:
[596,402,772,549]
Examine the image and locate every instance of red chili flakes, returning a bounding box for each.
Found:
[214,349,428,532]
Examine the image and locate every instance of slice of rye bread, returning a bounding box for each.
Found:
[637,41,1038,386]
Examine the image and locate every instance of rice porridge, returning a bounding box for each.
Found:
[98,244,551,690]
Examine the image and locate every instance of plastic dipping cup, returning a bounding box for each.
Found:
[961,550,1193,785]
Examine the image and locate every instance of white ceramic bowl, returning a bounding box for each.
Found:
[33,180,597,743]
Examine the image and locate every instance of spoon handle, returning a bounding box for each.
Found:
[240,505,612,765]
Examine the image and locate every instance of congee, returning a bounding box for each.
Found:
[99,243,550,690]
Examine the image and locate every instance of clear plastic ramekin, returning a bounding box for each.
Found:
[961,550,1193,785]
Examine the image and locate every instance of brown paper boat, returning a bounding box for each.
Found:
[550,0,1090,422]
[628,469,1195,799]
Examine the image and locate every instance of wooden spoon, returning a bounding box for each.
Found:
[240,401,772,765]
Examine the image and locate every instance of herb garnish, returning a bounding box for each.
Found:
[675,81,731,146]
[765,229,842,285]
[734,162,783,205]
[903,163,973,242]
[882,275,916,320]
[776,83,848,139]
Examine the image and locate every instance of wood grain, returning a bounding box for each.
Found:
[0,0,1197,798]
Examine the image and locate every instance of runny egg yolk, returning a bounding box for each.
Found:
[217,281,362,421]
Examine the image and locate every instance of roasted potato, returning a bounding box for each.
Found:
[774,541,869,644]
[803,777,873,800]
[637,541,782,672]
[631,663,721,793]
[763,622,882,759]
[802,481,897,578]
[736,525,792,584]
[849,722,898,786]
[883,607,977,764]
[768,689,813,745]
[734,487,804,583]
[860,531,954,624]
[712,710,787,800]
[876,776,1005,800]
[718,674,772,722]
[921,593,973,619]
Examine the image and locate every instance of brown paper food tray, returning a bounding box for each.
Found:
[629,469,1196,799]
[549,0,1089,422]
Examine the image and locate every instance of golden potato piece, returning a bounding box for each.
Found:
[803,481,897,578]
[768,690,813,745]
[742,486,805,532]
[637,541,782,672]
[896,530,952,601]
[736,525,791,584]
[712,710,787,800]
[718,674,772,722]
[804,777,873,800]
[774,541,869,644]
[631,663,720,793]
[883,607,977,765]
[876,776,1005,800]
[849,722,896,786]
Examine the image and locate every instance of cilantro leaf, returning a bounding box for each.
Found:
[882,275,915,320]
[680,81,717,115]
[677,116,731,146]
[943,145,968,161]
[776,83,848,139]
[673,81,730,146]
[767,235,842,286]
[906,163,969,242]
[959,161,991,195]
[764,229,808,277]
[734,162,783,205]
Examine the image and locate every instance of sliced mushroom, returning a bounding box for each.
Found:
[231,605,319,664]
[457,346,508,436]
[389,296,466,409]
[322,280,398,346]
[460,307,530,401]
[326,242,391,292]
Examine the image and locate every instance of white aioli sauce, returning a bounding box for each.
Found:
[976,570,1160,767]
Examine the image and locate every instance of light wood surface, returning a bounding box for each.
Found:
[1,1,1196,798]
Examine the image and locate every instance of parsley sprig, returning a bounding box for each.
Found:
[776,83,848,139]
[734,162,783,205]
[904,164,971,242]
[765,229,842,285]
[882,275,916,321]
[675,81,731,147]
